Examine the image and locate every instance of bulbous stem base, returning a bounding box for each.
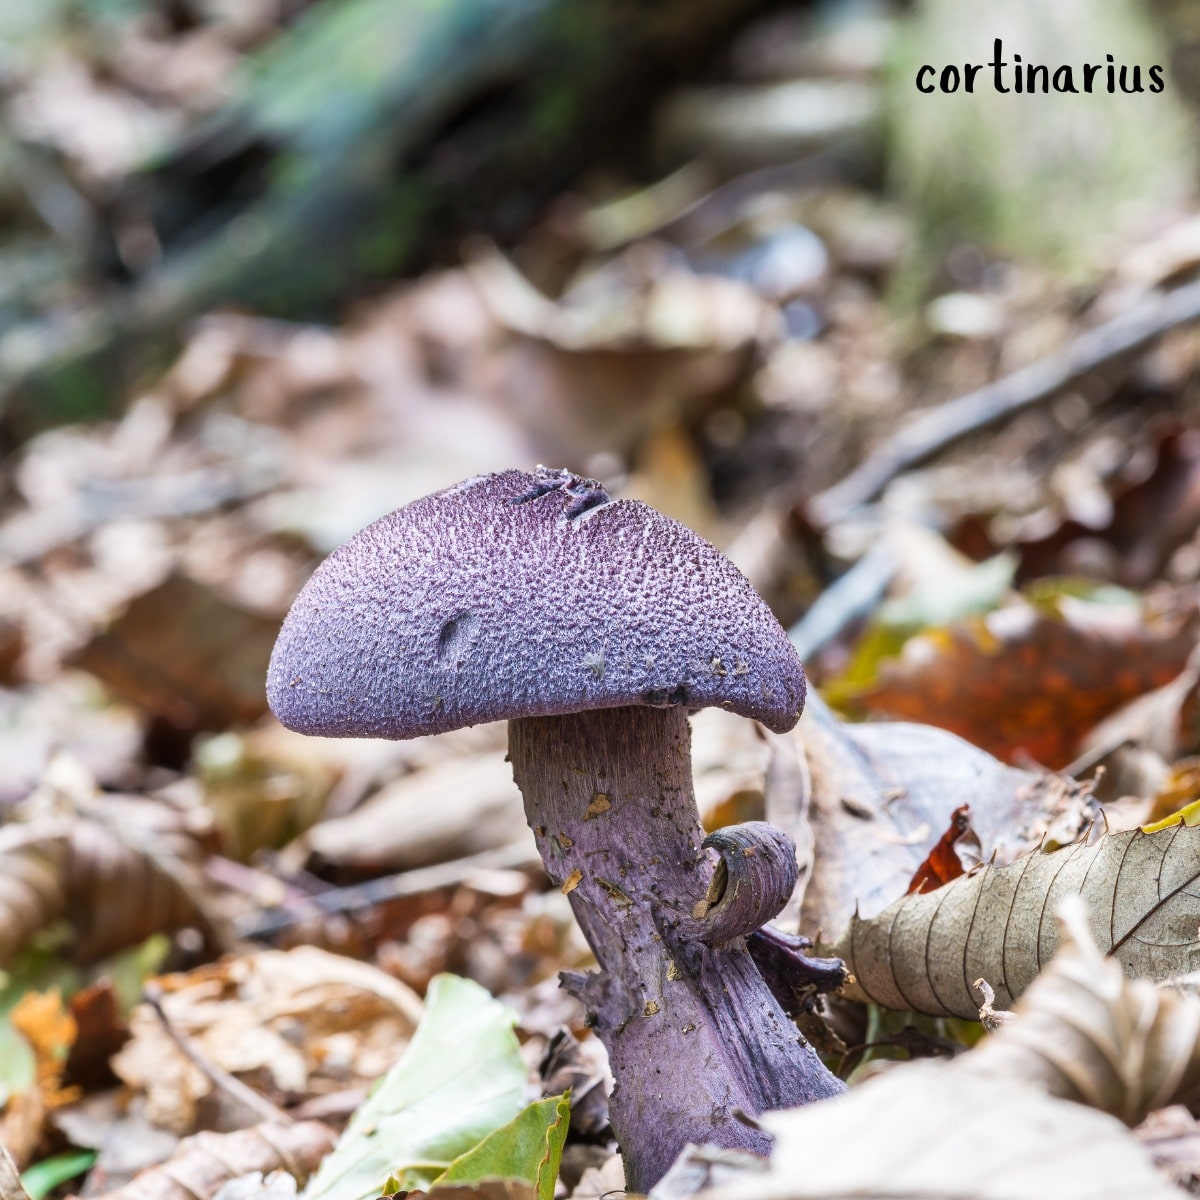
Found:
[509,706,844,1192]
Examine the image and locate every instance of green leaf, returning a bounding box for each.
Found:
[434,1093,571,1200]
[302,974,528,1200]
[21,1151,96,1200]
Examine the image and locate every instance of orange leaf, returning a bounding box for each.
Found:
[851,590,1199,767]
[906,805,977,895]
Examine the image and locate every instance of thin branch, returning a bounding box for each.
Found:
[143,984,292,1126]
[810,276,1200,526]
[235,842,541,940]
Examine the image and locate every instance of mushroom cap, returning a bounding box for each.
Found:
[267,467,806,738]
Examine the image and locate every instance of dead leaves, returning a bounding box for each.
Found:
[838,586,1200,768]
[785,691,1095,938]
[699,1066,1179,1200]
[970,900,1200,1125]
[1,992,79,1167]
[831,822,1200,1019]
[112,948,422,1134]
[698,903,1195,1200]
[90,1122,336,1200]
[0,808,215,970]
[69,573,280,740]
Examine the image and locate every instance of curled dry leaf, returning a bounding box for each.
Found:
[786,691,1094,938]
[905,804,978,895]
[701,897,1200,1200]
[112,948,422,1135]
[0,813,216,969]
[841,587,1200,768]
[969,897,1200,1125]
[698,1065,1178,1200]
[87,1122,337,1200]
[830,821,1200,1019]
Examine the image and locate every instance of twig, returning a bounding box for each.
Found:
[787,538,897,660]
[143,984,292,1125]
[809,276,1200,526]
[235,842,542,940]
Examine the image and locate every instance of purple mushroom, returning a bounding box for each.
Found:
[267,467,844,1189]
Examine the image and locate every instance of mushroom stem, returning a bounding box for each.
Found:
[509,705,844,1191]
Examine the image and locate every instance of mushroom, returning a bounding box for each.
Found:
[267,466,845,1189]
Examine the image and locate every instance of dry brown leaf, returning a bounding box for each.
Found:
[698,1063,1178,1200]
[703,897,1200,1200]
[53,1094,181,1194]
[112,948,422,1134]
[85,1121,336,1200]
[969,897,1200,1124]
[0,807,216,968]
[844,588,1200,768]
[960,423,1200,589]
[68,572,279,737]
[300,755,532,875]
[787,692,1094,938]
[62,982,128,1093]
[830,821,1200,1019]
[468,242,779,464]
[1072,644,1200,806]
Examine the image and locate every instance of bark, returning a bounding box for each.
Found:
[509,706,843,1191]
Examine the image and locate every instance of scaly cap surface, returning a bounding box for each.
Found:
[267,467,806,737]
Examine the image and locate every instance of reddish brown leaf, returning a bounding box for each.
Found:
[905,805,977,895]
[64,981,128,1091]
[848,589,1200,768]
